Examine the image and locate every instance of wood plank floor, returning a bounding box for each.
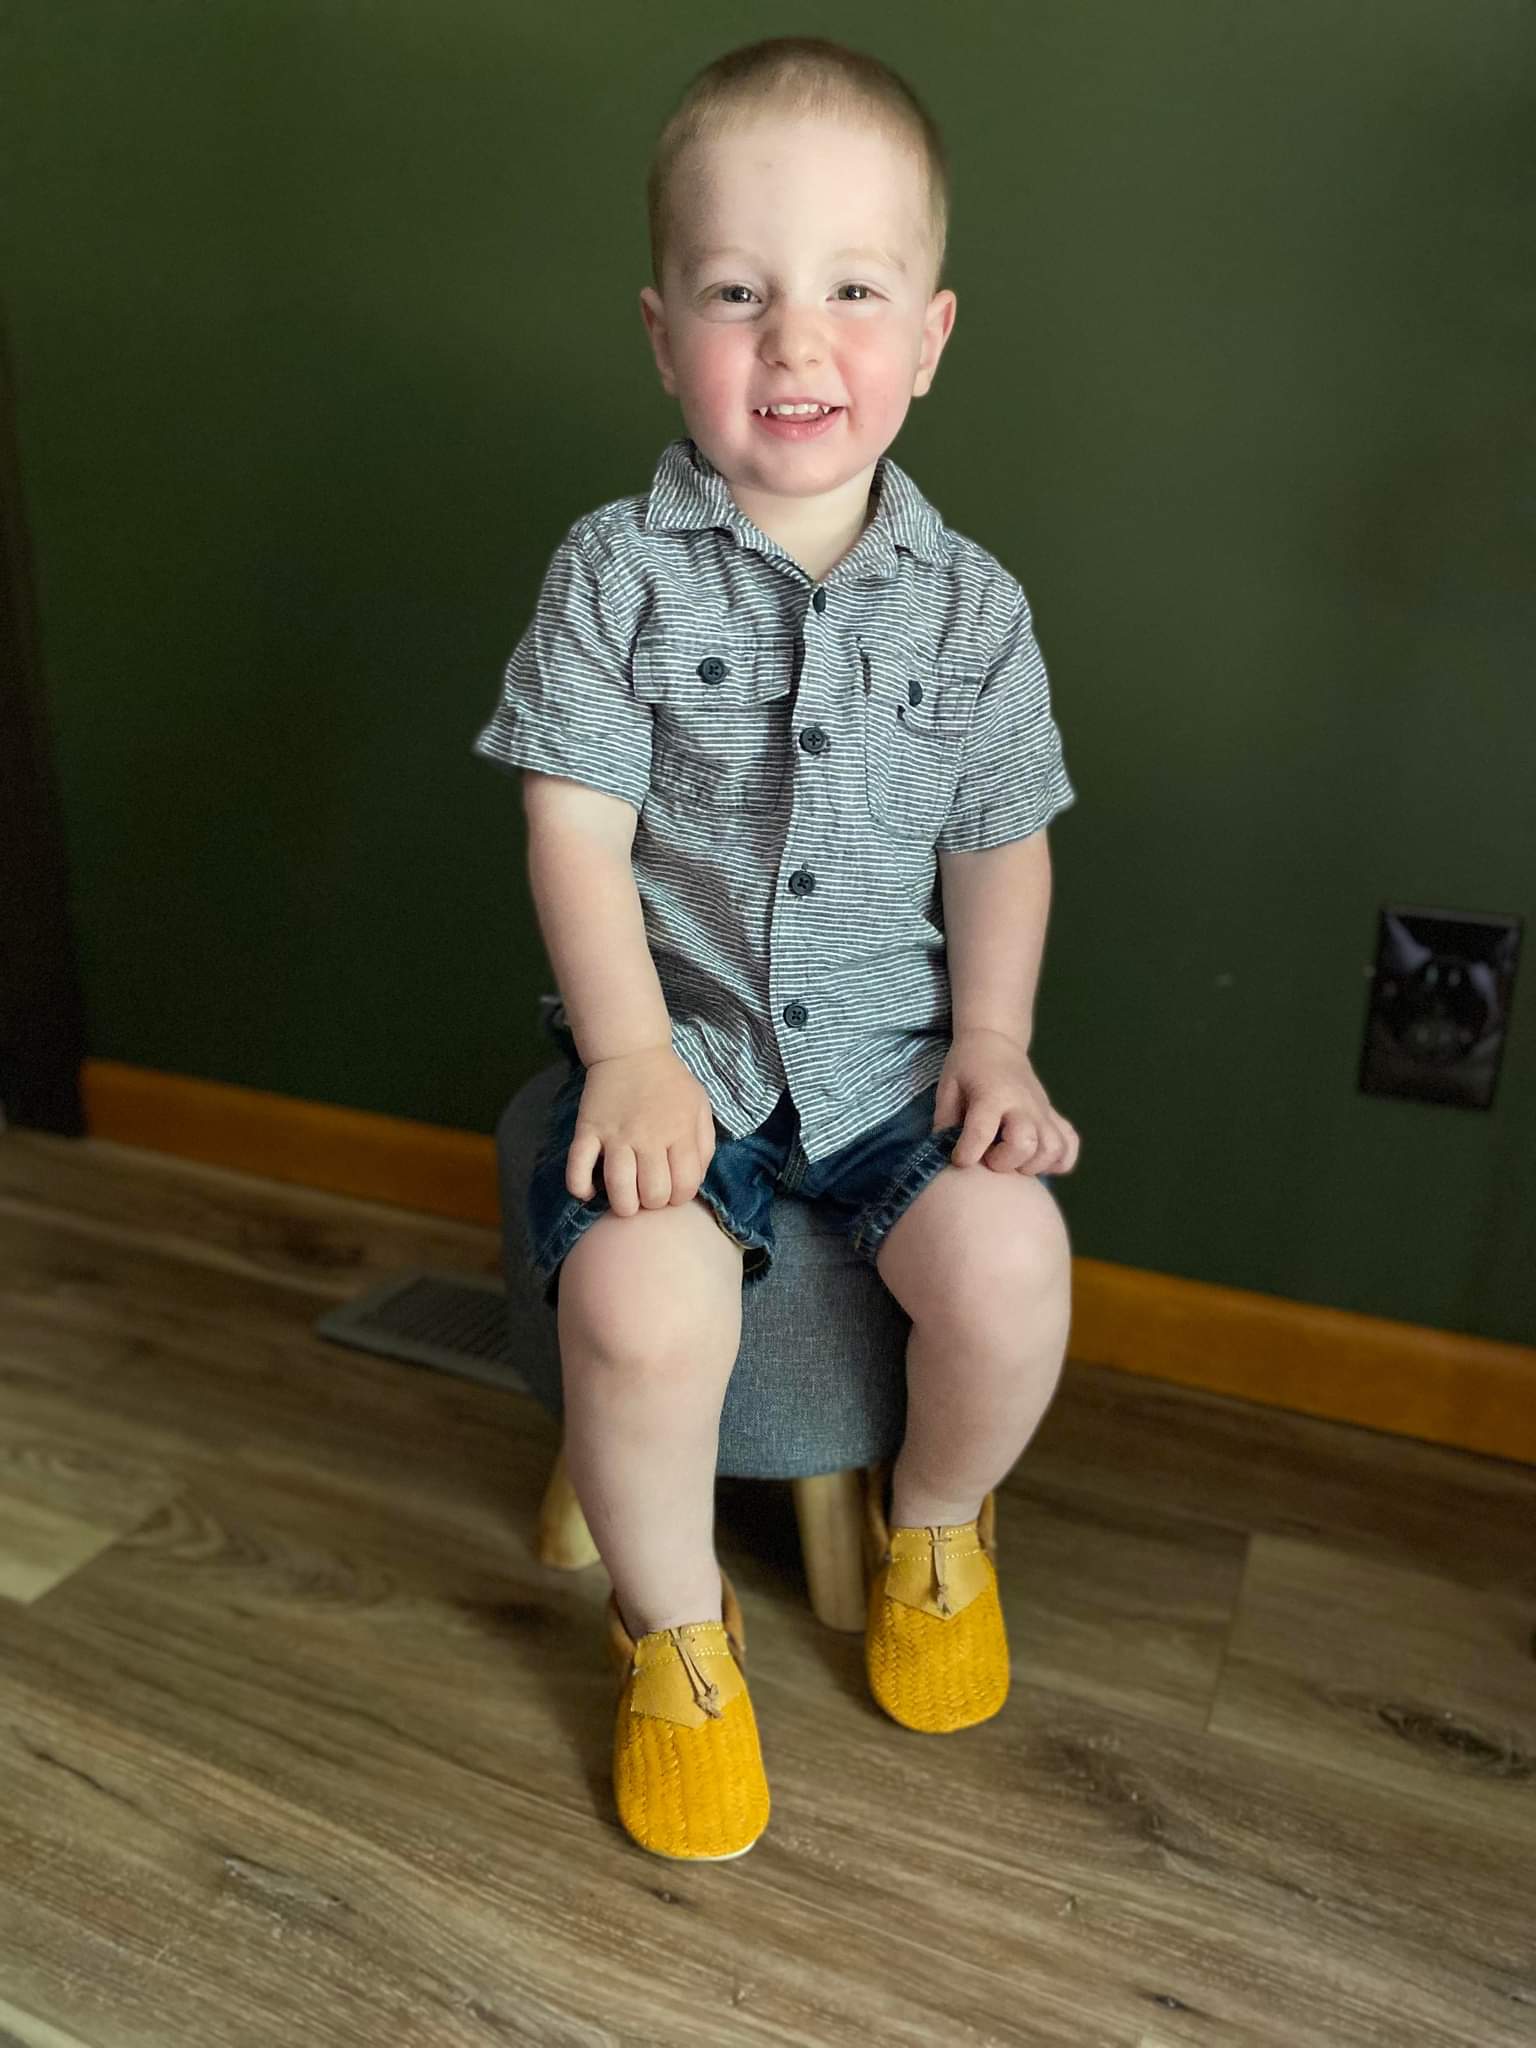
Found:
[0,1126,1532,2048]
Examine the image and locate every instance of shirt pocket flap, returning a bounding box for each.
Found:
[858,632,971,745]
[632,624,788,708]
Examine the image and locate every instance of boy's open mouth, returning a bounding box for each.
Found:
[750,403,845,440]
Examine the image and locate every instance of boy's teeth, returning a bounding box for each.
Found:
[758,402,835,416]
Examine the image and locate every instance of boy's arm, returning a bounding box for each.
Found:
[523,774,673,1066]
[938,829,1052,1051]
[474,515,667,1070]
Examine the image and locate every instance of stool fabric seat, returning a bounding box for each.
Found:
[495,1064,912,1480]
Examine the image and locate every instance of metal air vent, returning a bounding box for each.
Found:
[313,1270,529,1394]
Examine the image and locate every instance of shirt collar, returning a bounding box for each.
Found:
[641,435,949,576]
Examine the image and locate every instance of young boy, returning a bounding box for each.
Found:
[473,37,1079,1862]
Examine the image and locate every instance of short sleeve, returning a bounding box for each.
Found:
[471,523,652,815]
[934,581,1077,853]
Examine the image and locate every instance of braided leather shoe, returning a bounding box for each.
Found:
[606,1568,770,1861]
[862,1462,1010,1733]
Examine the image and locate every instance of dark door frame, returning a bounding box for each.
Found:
[0,301,86,1135]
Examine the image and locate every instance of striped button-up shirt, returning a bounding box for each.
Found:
[473,435,1077,1162]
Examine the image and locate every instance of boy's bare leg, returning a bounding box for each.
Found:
[883,1188,1074,1531]
[556,1196,745,1639]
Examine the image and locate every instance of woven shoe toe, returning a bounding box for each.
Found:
[862,1466,1010,1734]
[607,1569,770,1860]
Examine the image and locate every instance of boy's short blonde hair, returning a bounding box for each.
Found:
[646,37,951,297]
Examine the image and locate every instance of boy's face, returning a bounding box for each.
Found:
[639,114,956,505]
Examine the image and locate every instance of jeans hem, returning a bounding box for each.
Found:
[847,1123,965,1269]
[528,1191,605,1312]
[529,1182,774,1311]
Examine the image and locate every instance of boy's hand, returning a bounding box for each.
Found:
[933,1027,1081,1176]
[567,1045,718,1217]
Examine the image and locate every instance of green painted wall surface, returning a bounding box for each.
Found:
[3,5,1531,1342]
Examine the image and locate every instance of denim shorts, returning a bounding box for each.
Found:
[525,1007,1054,1313]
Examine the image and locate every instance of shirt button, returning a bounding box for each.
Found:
[908,679,924,705]
[812,587,827,613]
[798,726,830,755]
[697,656,729,683]
[783,1001,808,1027]
[789,867,816,896]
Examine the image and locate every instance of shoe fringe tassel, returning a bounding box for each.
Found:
[670,1629,723,1718]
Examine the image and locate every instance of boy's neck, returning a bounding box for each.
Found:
[725,458,880,585]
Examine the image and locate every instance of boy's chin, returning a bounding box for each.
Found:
[691,416,867,476]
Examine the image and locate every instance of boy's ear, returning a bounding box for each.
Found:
[912,288,958,399]
[639,287,677,396]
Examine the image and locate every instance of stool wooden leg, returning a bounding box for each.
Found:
[536,1441,601,1569]
[791,1468,869,1632]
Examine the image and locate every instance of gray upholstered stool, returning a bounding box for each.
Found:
[495,1061,917,1630]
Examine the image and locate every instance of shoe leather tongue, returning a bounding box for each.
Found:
[884,1527,990,1619]
[630,1623,742,1727]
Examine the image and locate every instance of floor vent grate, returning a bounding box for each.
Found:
[312,1270,530,1394]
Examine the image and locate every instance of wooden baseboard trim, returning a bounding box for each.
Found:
[80,1058,1535,1466]
[81,1058,502,1227]
[1065,1256,1533,1467]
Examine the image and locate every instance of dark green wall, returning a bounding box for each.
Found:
[3,5,1531,1342]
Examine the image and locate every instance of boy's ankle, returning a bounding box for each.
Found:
[618,1587,724,1640]
[887,1491,984,1532]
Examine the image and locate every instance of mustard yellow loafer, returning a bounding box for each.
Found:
[862,1463,1010,1733]
[606,1568,770,1861]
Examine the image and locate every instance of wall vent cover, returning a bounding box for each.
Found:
[313,1270,528,1395]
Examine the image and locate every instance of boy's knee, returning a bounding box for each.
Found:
[557,1198,743,1367]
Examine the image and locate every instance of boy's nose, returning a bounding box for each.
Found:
[760,302,826,351]
[760,320,824,369]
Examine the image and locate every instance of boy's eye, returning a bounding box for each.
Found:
[712,282,878,305]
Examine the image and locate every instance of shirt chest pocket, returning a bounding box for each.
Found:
[632,625,793,813]
[859,634,973,840]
